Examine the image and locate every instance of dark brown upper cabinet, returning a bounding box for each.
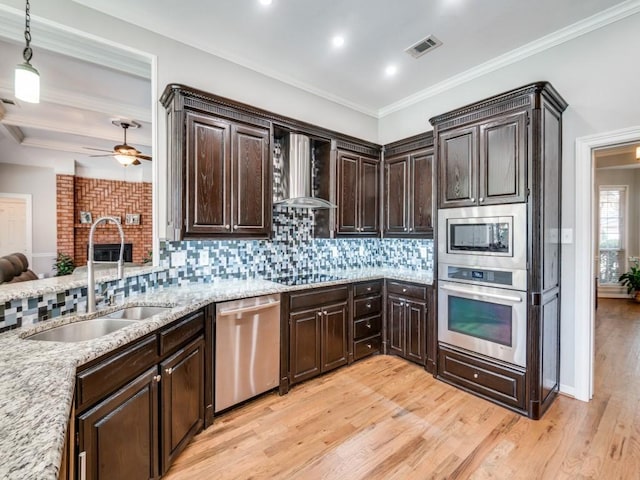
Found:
[336,149,380,236]
[383,132,434,238]
[436,110,527,208]
[162,85,272,240]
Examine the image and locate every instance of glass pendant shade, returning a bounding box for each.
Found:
[115,154,135,166]
[15,62,40,103]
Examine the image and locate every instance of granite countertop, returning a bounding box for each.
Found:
[0,269,432,480]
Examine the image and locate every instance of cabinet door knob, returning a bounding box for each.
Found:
[323,310,327,315]
[366,344,372,349]
[473,373,479,379]
[402,288,407,293]
[234,225,238,229]
[225,224,230,230]
[366,287,372,291]
[366,303,372,309]
[317,312,322,318]
[470,197,475,203]
[409,227,413,232]
[154,375,162,383]
[404,227,408,232]
[479,197,484,203]
[366,322,372,329]
[165,368,173,375]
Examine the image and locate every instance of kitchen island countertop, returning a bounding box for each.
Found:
[0,268,432,480]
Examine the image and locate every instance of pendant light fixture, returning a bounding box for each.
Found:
[14,0,40,103]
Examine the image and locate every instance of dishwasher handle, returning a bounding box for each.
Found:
[217,300,281,316]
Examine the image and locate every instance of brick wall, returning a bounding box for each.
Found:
[56,176,152,266]
[56,175,75,258]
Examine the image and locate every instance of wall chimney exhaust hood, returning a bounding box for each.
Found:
[275,133,336,209]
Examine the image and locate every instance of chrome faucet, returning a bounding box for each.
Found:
[87,216,125,314]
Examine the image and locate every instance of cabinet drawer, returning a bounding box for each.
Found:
[354,335,381,360]
[354,295,382,318]
[353,315,382,340]
[387,281,428,300]
[438,345,526,411]
[354,281,382,297]
[289,286,349,311]
[76,335,158,412]
[159,310,205,356]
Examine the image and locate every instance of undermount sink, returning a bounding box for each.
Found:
[25,318,138,342]
[103,306,171,320]
[25,306,172,342]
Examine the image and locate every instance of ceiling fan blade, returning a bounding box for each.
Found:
[88,154,115,158]
[84,147,115,153]
[132,159,142,166]
[135,154,152,161]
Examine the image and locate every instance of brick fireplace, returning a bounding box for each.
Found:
[56,175,152,266]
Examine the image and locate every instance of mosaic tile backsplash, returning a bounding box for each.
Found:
[160,207,433,285]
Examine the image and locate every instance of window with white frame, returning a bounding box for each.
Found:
[599,185,627,285]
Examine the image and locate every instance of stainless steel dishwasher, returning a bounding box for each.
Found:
[215,294,281,412]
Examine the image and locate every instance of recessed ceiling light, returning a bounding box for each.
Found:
[259,0,272,5]
[385,65,398,76]
[332,35,345,48]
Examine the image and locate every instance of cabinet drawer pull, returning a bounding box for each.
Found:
[402,288,407,293]
[225,224,230,230]
[317,312,322,318]
[479,197,484,203]
[367,287,372,292]
[234,225,238,229]
[366,344,372,349]
[366,322,372,329]
[470,197,475,202]
[366,303,372,309]
[323,310,327,315]
[165,368,173,375]
[154,375,162,383]
[473,373,479,379]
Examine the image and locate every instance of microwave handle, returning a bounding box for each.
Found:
[440,284,523,303]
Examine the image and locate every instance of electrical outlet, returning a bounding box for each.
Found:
[171,251,187,267]
[419,247,427,258]
[331,247,339,258]
[561,228,573,244]
[359,245,365,255]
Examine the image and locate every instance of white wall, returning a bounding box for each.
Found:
[0,163,57,275]
[378,12,640,391]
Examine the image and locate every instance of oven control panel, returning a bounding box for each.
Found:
[440,264,527,291]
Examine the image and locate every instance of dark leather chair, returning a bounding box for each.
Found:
[0,253,39,284]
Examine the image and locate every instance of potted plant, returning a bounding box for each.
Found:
[619,261,640,302]
[53,253,75,276]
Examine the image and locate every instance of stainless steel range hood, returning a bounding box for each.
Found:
[275,133,336,209]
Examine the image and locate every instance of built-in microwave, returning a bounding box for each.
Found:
[437,203,527,270]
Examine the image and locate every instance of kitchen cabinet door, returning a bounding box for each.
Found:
[405,299,427,364]
[321,302,349,372]
[438,126,478,209]
[384,154,409,235]
[360,156,380,233]
[185,112,232,236]
[411,149,434,235]
[160,337,205,475]
[386,295,405,357]
[479,111,527,205]
[337,151,360,234]
[78,368,159,480]
[231,123,271,235]
[290,309,322,384]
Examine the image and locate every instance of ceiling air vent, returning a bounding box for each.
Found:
[405,35,442,58]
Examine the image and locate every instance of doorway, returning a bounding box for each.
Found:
[574,126,640,401]
[0,193,32,264]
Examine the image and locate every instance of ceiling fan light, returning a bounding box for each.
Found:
[115,154,135,166]
[636,146,640,160]
[15,62,40,103]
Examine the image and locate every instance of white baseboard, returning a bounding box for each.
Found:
[559,384,579,400]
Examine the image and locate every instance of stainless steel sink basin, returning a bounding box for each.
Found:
[104,306,171,320]
[25,318,138,342]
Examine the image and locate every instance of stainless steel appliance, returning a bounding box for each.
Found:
[215,294,281,412]
[438,277,527,367]
[438,203,527,269]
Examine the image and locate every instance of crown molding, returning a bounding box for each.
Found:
[378,0,640,118]
[0,5,151,79]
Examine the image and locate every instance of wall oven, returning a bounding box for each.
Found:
[438,278,527,367]
[438,203,527,269]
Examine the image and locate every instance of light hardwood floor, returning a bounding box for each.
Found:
[165,298,640,479]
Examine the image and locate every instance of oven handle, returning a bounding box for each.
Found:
[440,284,523,303]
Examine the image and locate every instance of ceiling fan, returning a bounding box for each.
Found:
[86,120,152,166]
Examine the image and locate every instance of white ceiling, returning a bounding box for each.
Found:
[0,0,635,177]
[73,0,631,115]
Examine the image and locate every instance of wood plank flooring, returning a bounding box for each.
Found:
[164,298,640,479]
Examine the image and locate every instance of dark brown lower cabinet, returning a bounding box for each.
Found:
[78,368,159,480]
[288,286,349,387]
[160,337,205,475]
[74,310,208,480]
[386,281,428,365]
